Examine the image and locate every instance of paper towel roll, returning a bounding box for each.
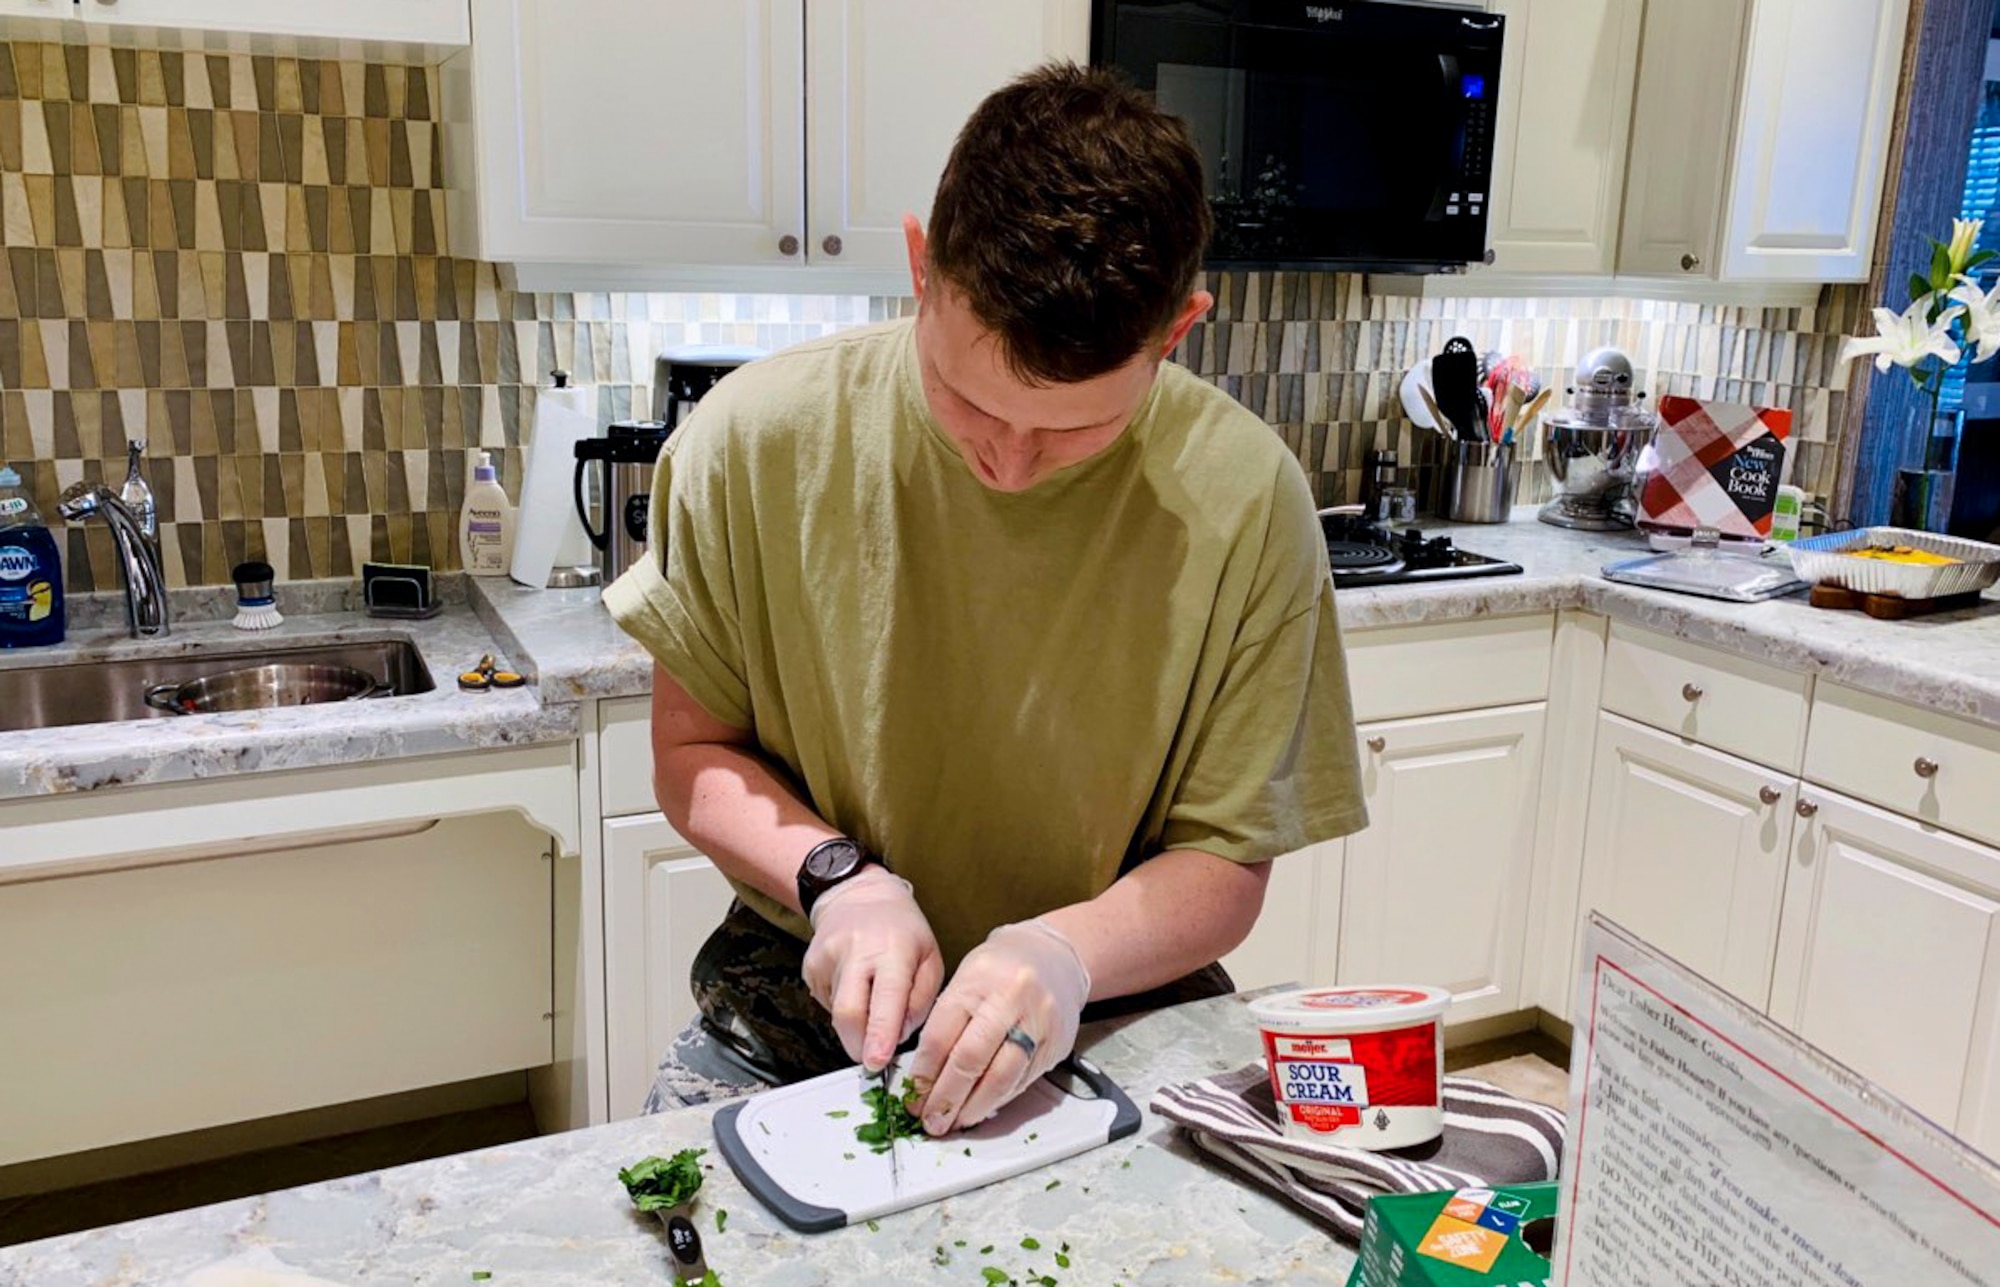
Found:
[511,380,601,588]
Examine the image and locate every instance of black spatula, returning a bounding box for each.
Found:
[1431,337,1483,441]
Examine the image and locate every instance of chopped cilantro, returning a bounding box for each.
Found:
[826,1109,850,1119]
[471,1275,491,1283]
[854,1080,924,1153]
[933,1245,952,1266]
[980,1244,995,1254]
[1021,1237,1041,1250]
[617,1149,706,1212]
[865,1219,881,1232]
[1044,1179,1060,1191]
[714,1209,727,1233]
[954,1239,967,1247]
[1055,1252,1071,1269]
[981,1269,1009,1285]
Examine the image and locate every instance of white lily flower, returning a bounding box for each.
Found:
[1841,297,1963,373]
[1948,218,1984,276]
[1950,275,2000,363]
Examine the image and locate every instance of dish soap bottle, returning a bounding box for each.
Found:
[0,465,64,647]
[459,450,514,576]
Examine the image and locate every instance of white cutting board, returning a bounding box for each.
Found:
[713,1055,1137,1231]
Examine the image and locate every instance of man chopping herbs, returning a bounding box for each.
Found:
[605,63,1365,1136]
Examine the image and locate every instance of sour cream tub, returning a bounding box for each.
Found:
[1249,985,1452,1151]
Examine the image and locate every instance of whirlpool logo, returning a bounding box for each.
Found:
[1303,4,1344,20]
[0,548,35,581]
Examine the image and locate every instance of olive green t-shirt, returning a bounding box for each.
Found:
[604,319,1365,968]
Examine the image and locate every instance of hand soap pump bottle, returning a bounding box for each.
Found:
[459,450,514,576]
[0,465,65,647]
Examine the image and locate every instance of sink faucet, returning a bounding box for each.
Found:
[58,482,171,638]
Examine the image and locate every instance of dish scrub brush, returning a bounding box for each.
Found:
[231,561,284,631]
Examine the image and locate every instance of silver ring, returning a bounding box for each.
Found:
[1002,1024,1037,1058]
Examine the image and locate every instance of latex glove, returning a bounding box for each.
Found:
[908,918,1091,1136]
[800,866,944,1071]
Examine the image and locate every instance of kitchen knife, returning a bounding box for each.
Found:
[876,1059,902,1196]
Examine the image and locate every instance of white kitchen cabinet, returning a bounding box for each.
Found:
[449,0,1086,285]
[0,0,72,20]
[1577,713,1795,1010]
[603,813,737,1120]
[71,0,469,45]
[1773,790,2000,1154]
[1479,0,1642,276]
[1223,839,1342,993]
[1717,0,1909,282]
[0,811,553,1167]
[1339,703,1546,1025]
[1615,0,1746,278]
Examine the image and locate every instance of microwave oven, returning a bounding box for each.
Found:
[1092,0,1505,273]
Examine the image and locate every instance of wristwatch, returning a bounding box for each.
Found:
[796,837,886,918]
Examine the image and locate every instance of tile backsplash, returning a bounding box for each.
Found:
[0,39,1864,591]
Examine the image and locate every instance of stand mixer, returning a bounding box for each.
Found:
[1538,346,1658,531]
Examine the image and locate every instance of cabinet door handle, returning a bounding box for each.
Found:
[1915,756,1940,779]
[1795,798,1818,818]
[822,234,843,257]
[1680,253,1701,272]
[1366,736,1387,753]
[1682,682,1704,702]
[778,234,800,257]
[1759,785,1782,806]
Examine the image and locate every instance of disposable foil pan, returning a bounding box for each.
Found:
[1785,527,2000,599]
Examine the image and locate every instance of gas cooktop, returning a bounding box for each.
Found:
[1319,512,1524,587]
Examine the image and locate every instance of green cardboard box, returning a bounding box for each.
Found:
[1344,1183,1559,1287]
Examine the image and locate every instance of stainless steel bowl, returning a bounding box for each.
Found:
[144,662,392,715]
[1543,417,1653,501]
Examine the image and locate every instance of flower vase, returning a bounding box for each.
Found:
[1890,408,1962,533]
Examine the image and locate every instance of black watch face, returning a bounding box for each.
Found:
[805,840,863,883]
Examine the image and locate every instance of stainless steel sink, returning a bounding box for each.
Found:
[0,640,435,733]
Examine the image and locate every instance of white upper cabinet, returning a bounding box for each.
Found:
[451,0,1087,284]
[451,1,806,272]
[62,0,470,45]
[1718,0,1910,282]
[806,0,1088,272]
[1480,0,1642,276]
[1616,0,1747,278]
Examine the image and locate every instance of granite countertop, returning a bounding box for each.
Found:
[0,580,578,801]
[472,512,2000,727]
[9,513,2000,802]
[0,993,1361,1287]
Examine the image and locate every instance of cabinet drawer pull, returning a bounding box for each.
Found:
[1366,736,1387,753]
[1759,785,1782,806]
[778,234,800,256]
[1795,798,1818,818]
[822,234,843,257]
[1680,253,1701,272]
[1915,756,1940,779]
[1682,682,1704,702]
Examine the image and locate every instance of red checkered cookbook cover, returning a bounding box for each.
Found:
[1639,396,1793,539]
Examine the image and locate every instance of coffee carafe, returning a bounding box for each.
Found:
[572,346,765,584]
[573,420,671,584]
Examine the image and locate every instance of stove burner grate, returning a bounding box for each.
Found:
[1326,541,1406,578]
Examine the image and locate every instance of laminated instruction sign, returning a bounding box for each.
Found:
[1558,917,2000,1287]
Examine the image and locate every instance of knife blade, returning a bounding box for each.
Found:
[878,1057,902,1195]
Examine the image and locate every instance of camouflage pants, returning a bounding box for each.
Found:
[642,898,1238,1114]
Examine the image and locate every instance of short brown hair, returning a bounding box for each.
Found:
[925,62,1211,385]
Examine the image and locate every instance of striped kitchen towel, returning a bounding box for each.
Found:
[1150,1063,1566,1242]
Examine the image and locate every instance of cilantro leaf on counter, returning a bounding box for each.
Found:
[715,1208,728,1233]
[618,1148,706,1211]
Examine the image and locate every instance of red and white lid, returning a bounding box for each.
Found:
[1249,985,1452,1034]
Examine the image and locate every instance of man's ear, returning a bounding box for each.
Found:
[902,214,927,302]
[1160,289,1214,357]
